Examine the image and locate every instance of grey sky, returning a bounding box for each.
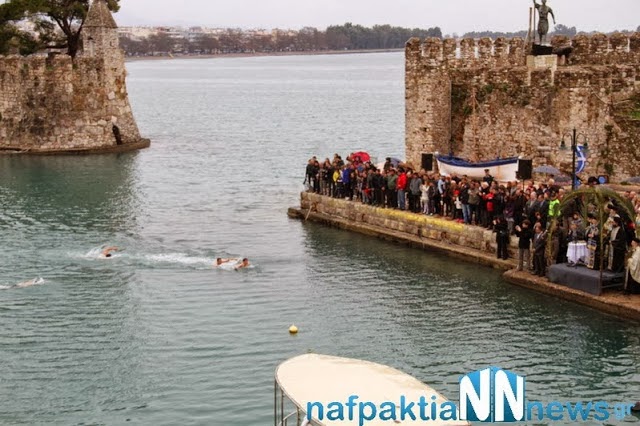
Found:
[116,0,640,34]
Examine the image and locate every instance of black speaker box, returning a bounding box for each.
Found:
[517,159,533,180]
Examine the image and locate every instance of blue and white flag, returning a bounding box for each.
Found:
[576,146,588,174]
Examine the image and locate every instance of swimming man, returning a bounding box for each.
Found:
[102,246,119,258]
[215,257,239,267]
[234,258,250,270]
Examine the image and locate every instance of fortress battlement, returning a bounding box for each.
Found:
[0,53,73,70]
[406,32,640,69]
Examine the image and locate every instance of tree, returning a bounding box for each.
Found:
[272,29,293,52]
[553,24,577,37]
[118,35,146,56]
[0,24,42,55]
[462,30,527,39]
[1,0,120,58]
[296,27,322,51]
[193,34,220,54]
[0,0,41,54]
[146,32,174,54]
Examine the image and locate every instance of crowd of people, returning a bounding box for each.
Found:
[304,153,640,293]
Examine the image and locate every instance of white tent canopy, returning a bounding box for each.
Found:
[275,354,469,426]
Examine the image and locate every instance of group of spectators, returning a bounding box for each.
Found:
[304,153,640,292]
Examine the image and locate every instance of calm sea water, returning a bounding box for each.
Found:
[1,52,639,425]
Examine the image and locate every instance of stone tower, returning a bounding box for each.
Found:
[405,38,451,165]
[78,0,147,148]
[82,0,119,57]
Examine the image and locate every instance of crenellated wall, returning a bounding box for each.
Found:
[408,33,640,69]
[406,33,640,180]
[0,53,146,152]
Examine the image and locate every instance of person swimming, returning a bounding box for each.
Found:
[101,246,119,258]
[234,258,250,270]
[1,278,46,289]
[214,257,239,267]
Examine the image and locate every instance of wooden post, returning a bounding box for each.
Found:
[530,7,536,44]
[528,7,533,46]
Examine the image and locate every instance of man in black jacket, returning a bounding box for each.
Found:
[513,189,527,229]
[494,216,510,260]
[532,224,547,276]
[515,220,534,271]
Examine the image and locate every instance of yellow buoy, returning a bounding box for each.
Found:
[289,325,298,334]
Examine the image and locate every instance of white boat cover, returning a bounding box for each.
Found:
[275,353,469,425]
[435,155,520,182]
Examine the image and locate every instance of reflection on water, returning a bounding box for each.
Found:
[0,53,639,425]
[0,154,141,234]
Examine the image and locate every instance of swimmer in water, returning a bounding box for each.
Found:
[13,278,43,288]
[102,246,119,258]
[234,258,250,270]
[214,257,238,267]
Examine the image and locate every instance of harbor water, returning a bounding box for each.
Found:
[0,52,639,425]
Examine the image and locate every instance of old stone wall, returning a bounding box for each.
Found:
[300,192,517,257]
[406,33,640,181]
[0,52,144,152]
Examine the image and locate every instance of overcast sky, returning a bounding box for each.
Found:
[116,0,640,35]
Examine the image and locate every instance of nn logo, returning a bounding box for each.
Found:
[459,367,525,422]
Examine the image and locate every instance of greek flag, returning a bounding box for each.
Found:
[576,146,587,173]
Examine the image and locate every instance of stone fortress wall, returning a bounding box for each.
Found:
[406,33,640,181]
[0,0,148,153]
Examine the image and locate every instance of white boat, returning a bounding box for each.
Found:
[274,353,469,425]
[435,154,521,182]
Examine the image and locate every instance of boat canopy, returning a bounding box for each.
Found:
[275,353,469,426]
[435,155,521,182]
[436,155,519,168]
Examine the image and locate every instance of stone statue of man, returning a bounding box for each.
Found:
[533,0,556,44]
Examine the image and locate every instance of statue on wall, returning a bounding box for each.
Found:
[533,0,556,44]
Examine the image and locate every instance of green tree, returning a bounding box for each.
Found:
[0,24,41,55]
[1,0,120,58]
[327,22,441,50]
[0,0,40,54]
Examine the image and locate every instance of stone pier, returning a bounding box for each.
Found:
[289,192,640,322]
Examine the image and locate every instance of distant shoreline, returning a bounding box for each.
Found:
[124,48,403,62]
